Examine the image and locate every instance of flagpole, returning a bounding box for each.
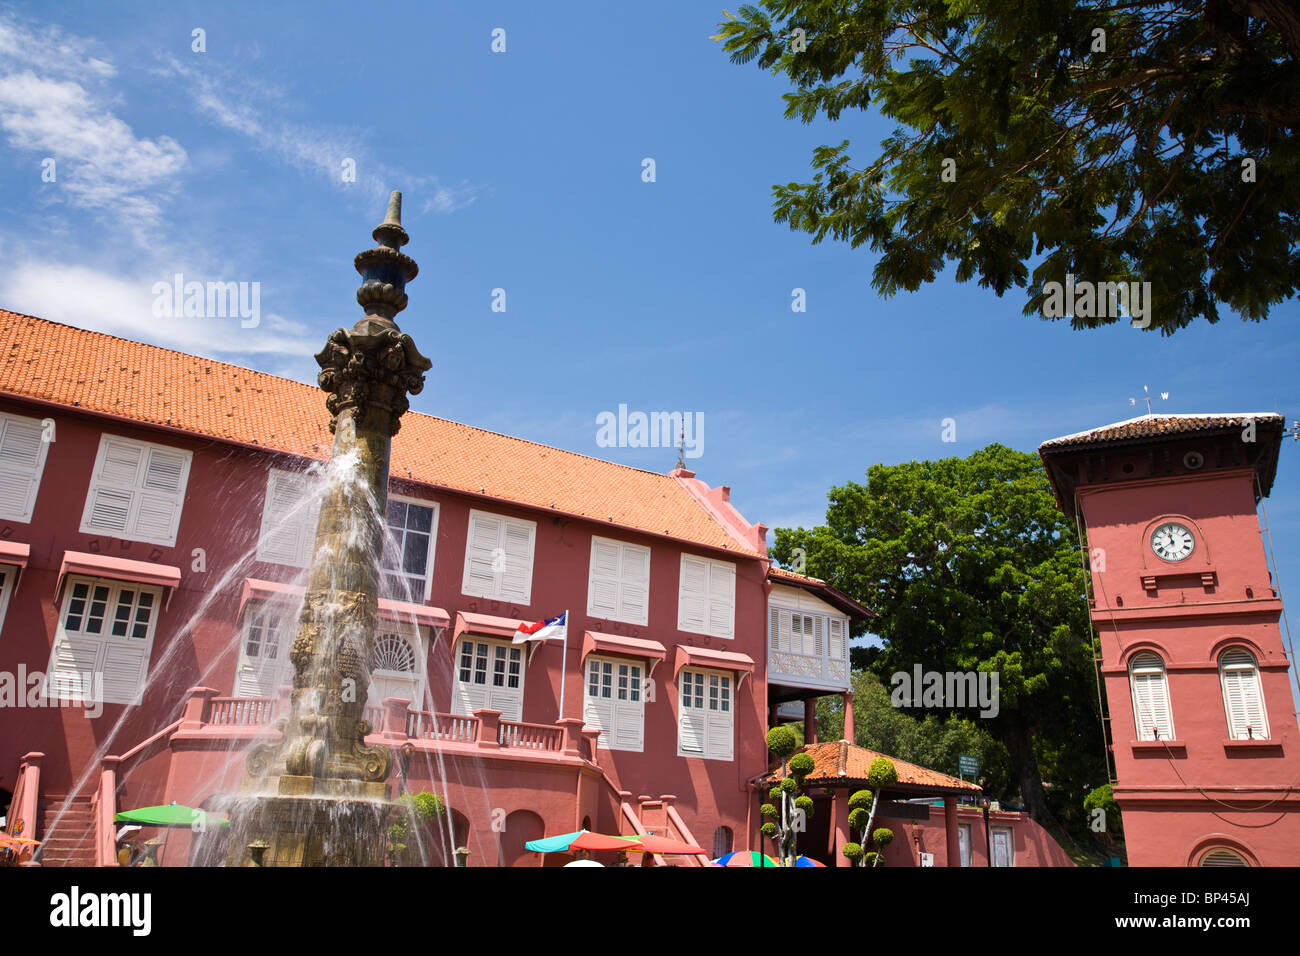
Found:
[558,609,569,722]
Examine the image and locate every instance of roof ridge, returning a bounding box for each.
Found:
[0,308,696,484]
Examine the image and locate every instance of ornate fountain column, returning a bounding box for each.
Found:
[231,193,431,866]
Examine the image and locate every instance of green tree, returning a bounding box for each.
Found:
[714,1,1300,333]
[773,444,1102,842]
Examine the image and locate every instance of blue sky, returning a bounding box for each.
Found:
[2,2,1298,660]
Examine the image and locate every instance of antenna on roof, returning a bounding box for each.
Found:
[1129,385,1168,417]
[674,426,686,472]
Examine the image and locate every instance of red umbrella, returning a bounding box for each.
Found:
[569,831,645,852]
[620,834,707,855]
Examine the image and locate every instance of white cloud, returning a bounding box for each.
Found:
[1,261,320,362]
[158,55,477,215]
[0,18,186,232]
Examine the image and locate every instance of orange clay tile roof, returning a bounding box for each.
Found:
[0,310,760,556]
[1039,412,1285,450]
[762,740,982,794]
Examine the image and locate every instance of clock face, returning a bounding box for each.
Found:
[1151,522,1195,562]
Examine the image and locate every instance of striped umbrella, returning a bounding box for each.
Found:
[525,830,645,853]
[793,855,826,867]
[713,850,780,867]
[615,834,708,855]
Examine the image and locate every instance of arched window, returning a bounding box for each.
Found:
[1219,648,1269,740]
[1198,846,1250,867]
[1129,652,1173,741]
[713,826,733,859]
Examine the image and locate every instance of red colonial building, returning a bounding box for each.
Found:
[1040,413,1300,866]
[0,307,889,866]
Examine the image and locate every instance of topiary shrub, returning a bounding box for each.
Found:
[848,807,870,832]
[847,789,873,812]
[788,752,815,778]
[842,842,863,863]
[766,726,798,759]
[863,851,884,867]
[767,787,784,802]
[760,803,778,820]
[794,795,814,818]
[867,757,898,789]
[872,827,894,848]
[760,822,779,839]
[779,777,798,794]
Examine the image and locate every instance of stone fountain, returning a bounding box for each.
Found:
[224,192,431,866]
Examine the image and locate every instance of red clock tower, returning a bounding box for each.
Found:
[1039,413,1300,866]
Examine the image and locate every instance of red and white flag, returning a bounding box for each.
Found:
[513,611,568,645]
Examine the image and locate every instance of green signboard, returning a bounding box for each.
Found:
[958,754,980,777]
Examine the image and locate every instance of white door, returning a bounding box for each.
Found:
[368,631,424,708]
[991,827,1013,867]
[234,606,292,697]
[959,824,972,867]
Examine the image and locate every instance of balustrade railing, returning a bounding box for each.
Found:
[498,720,563,752]
[406,710,479,742]
[207,696,278,726]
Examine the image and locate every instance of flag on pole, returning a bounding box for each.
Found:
[513,611,567,645]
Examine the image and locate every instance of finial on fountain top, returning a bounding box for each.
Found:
[354,189,419,321]
[372,190,409,250]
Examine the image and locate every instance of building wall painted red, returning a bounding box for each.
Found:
[0,395,769,859]
[1045,422,1300,867]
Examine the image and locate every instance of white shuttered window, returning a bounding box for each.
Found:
[1219,648,1269,740]
[453,637,524,721]
[80,436,192,547]
[0,412,50,523]
[461,510,536,604]
[584,656,645,752]
[256,468,321,568]
[678,555,735,639]
[1129,652,1174,741]
[677,668,734,761]
[587,537,650,626]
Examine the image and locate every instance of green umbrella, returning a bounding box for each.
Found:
[115,804,230,829]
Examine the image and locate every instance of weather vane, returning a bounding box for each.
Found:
[1129,385,1168,417]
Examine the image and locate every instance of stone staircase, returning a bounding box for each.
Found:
[37,795,97,866]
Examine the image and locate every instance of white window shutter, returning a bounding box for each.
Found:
[47,636,101,700]
[708,562,735,638]
[830,618,846,660]
[1220,650,1268,740]
[618,544,649,625]
[679,709,705,754]
[100,642,149,704]
[0,414,48,522]
[588,540,621,618]
[464,512,500,596]
[614,699,644,750]
[257,470,319,567]
[500,520,534,602]
[769,606,781,650]
[1130,654,1173,741]
[678,557,708,632]
[705,711,733,761]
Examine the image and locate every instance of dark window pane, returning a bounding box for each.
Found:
[407,504,432,533]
